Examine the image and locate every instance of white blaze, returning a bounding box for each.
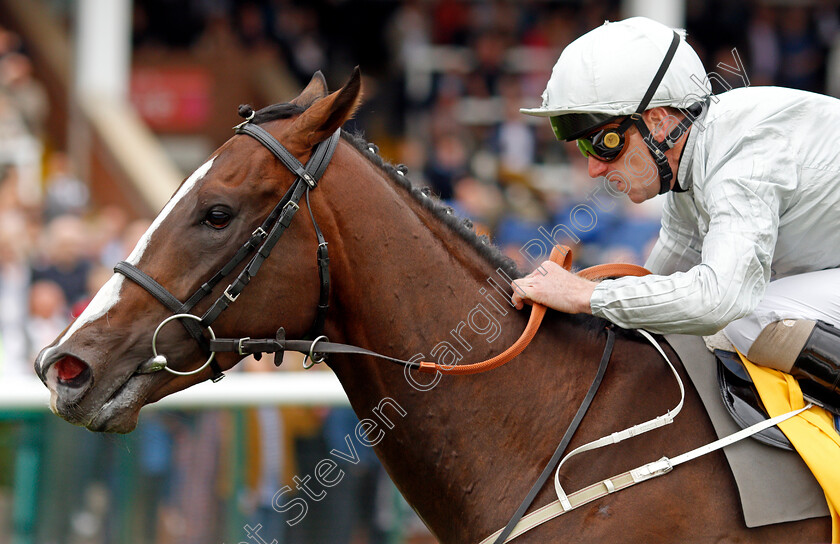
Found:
[46,158,216,361]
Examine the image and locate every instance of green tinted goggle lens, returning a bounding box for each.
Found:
[577,138,596,158]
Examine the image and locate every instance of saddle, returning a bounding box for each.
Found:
[716,349,840,450]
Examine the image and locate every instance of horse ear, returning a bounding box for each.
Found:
[290,71,329,108]
[288,67,362,151]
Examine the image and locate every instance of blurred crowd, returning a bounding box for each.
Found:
[129,0,840,270]
[0,23,72,378]
[3,0,840,542]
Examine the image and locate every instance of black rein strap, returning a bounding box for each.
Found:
[492,326,615,544]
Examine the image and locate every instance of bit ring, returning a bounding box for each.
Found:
[152,314,216,376]
[302,335,328,369]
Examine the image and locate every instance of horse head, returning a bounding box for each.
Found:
[34,69,363,433]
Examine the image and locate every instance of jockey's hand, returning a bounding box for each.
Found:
[511,260,596,315]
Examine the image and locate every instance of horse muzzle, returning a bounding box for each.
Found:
[35,345,153,432]
[36,348,92,394]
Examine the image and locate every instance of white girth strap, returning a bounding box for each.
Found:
[477,330,812,544]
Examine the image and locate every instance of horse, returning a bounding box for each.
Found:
[34,69,829,543]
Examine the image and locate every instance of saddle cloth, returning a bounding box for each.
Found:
[665,334,829,527]
[737,351,840,541]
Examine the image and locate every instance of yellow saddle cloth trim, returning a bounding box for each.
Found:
[738,351,840,542]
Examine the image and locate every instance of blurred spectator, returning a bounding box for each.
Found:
[0,27,20,58]
[241,354,289,544]
[778,6,824,92]
[88,205,130,267]
[310,407,385,544]
[465,29,508,99]
[0,53,48,138]
[431,0,470,46]
[26,280,68,362]
[447,174,504,236]
[0,91,27,140]
[0,165,21,212]
[42,152,89,221]
[747,5,780,86]
[271,4,327,84]
[0,210,31,376]
[134,415,176,544]
[386,0,432,72]
[396,136,429,187]
[423,133,469,200]
[494,214,548,271]
[131,0,204,49]
[31,214,93,307]
[492,76,536,180]
[234,1,274,51]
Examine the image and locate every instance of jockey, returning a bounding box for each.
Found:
[513,16,840,410]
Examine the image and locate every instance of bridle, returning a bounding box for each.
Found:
[115,116,340,382]
[115,111,477,382]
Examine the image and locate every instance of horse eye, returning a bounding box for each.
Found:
[203,209,231,229]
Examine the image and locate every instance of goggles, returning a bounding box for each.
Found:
[574,116,635,162]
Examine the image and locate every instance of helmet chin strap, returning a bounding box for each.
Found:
[632,111,698,194]
[627,30,690,195]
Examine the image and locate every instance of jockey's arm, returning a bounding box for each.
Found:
[589,171,784,335]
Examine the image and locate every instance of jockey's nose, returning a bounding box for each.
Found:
[588,156,609,178]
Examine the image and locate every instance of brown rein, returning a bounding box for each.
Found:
[206,244,649,377]
[417,245,650,375]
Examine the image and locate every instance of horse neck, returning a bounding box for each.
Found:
[321,143,525,374]
[315,142,607,541]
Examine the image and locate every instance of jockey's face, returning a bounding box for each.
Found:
[584,108,682,204]
[585,123,663,204]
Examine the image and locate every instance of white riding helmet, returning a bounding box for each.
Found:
[521,17,709,141]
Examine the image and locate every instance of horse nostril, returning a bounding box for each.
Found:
[55,356,90,386]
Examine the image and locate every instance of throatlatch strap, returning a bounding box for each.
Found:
[306,187,331,338]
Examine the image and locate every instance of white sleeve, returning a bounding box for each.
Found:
[589,131,794,335]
